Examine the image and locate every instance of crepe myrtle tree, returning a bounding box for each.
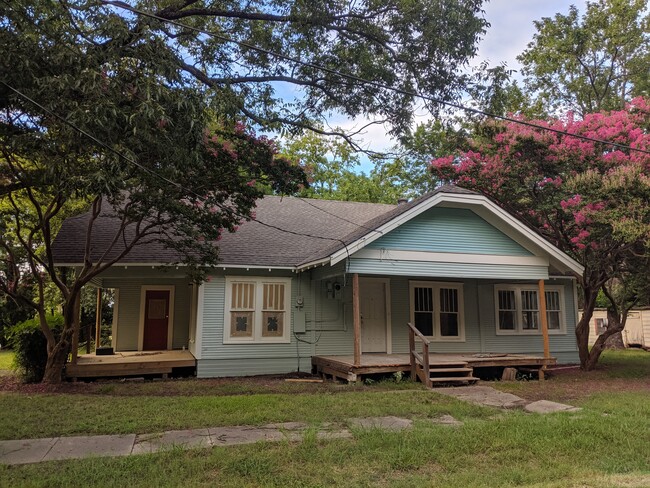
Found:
[431,98,650,370]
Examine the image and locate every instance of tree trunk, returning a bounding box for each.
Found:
[576,286,598,368]
[41,335,71,384]
[605,331,626,349]
[41,291,80,384]
[584,309,625,371]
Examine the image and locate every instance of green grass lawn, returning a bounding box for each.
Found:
[0,350,13,373]
[1,350,649,487]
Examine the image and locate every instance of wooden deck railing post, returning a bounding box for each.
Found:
[408,323,416,381]
[422,339,430,388]
[95,288,102,352]
[352,273,361,367]
[538,279,550,376]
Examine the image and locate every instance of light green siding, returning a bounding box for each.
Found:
[348,259,549,280]
[476,278,578,359]
[197,271,317,378]
[367,207,532,255]
[102,276,191,351]
[196,269,579,377]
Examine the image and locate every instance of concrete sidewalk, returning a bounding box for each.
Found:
[0,386,580,466]
[0,422,352,465]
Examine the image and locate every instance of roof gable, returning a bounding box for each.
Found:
[365,207,532,256]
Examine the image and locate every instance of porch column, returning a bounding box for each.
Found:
[70,292,82,365]
[538,279,551,364]
[95,288,102,352]
[352,273,361,367]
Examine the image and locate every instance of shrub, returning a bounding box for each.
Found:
[8,314,64,383]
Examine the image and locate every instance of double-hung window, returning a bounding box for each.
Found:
[495,285,565,334]
[410,281,465,341]
[224,277,291,343]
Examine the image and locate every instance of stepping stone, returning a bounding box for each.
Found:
[209,426,286,446]
[347,416,413,431]
[0,437,58,465]
[262,422,309,431]
[42,434,136,462]
[435,385,527,409]
[132,429,211,454]
[524,400,581,414]
[429,414,463,426]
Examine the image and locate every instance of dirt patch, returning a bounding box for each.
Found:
[493,366,650,403]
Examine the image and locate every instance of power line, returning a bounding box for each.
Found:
[0,80,357,249]
[103,0,650,157]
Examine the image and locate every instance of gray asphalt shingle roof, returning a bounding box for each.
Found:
[51,185,478,268]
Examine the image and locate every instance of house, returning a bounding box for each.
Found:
[52,185,584,383]
[587,308,650,349]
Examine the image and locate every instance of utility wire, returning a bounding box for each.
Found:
[0,80,357,250]
[102,0,650,157]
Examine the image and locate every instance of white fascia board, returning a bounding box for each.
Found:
[353,249,549,267]
[55,262,297,271]
[296,258,330,272]
[330,192,584,276]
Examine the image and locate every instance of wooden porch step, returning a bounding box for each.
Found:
[429,376,480,384]
[429,367,473,374]
[428,361,469,368]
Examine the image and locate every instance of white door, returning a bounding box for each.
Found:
[360,279,388,353]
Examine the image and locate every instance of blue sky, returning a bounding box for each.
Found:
[340,0,589,168]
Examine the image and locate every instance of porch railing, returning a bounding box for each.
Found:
[407,322,431,388]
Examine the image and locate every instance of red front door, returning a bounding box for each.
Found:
[143,290,170,350]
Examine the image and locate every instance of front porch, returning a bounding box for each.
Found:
[65,350,196,379]
[312,352,555,383]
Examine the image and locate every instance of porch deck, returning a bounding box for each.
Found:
[65,350,196,379]
[312,353,555,382]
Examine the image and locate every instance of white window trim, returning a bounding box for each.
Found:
[409,280,465,342]
[138,285,175,351]
[494,284,567,336]
[224,276,292,344]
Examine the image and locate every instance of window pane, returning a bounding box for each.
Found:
[262,311,284,337]
[414,287,433,312]
[263,283,285,311]
[522,311,539,329]
[440,288,458,313]
[547,311,561,329]
[232,283,255,310]
[414,312,433,336]
[439,288,459,336]
[521,290,539,330]
[499,311,516,330]
[230,312,253,337]
[497,290,516,330]
[440,313,459,336]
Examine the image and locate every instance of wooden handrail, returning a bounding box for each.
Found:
[407,322,431,345]
[407,322,431,388]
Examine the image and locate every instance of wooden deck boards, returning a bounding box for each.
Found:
[312,353,555,382]
[65,350,196,378]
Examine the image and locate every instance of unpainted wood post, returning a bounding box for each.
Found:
[408,324,416,381]
[352,273,361,367]
[422,339,430,388]
[538,279,550,376]
[95,288,102,352]
[70,292,81,364]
